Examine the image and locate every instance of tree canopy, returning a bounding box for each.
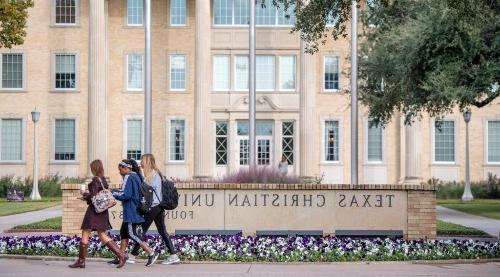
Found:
[272,0,500,126]
[0,0,34,48]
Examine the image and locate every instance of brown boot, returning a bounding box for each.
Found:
[69,241,88,268]
[105,240,126,268]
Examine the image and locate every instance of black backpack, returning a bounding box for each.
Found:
[137,178,154,215]
[155,173,179,210]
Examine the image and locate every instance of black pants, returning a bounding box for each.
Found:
[119,222,144,244]
[131,205,176,256]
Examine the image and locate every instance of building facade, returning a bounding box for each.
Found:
[0,0,499,184]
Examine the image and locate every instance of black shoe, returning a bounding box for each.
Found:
[145,253,159,267]
[108,253,128,265]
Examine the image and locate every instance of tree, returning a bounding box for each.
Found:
[358,0,500,126]
[0,0,34,49]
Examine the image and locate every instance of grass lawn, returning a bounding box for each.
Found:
[12,216,62,231]
[0,197,61,217]
[438,199,500,220]
[437,220,491,237]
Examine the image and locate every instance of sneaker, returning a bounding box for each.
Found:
[145,252,159,267]
[161,254,180,265]
[126,255,136,264]
[108,253,128,265]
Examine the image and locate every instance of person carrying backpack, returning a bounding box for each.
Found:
[111,159,159,267]
[128,154,180,265]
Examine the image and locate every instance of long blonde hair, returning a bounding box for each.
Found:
[141,154,160,183]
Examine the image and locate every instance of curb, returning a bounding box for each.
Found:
[0,254,499,265]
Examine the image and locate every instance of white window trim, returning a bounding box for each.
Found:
[323,55,340,93]
[256,55,276,92]
[122,116,144,160]
[364,118,385,164]
[125,0,144,27]
[0,116,26,163]
[168,54,187,92]
[278,55,296,92]
[51,51,79,92]
[212,1,295,27]
[320,117,342,164]
[166,116,188,163]
[0,52,26,91]
[51,115,79,164]
[431,118,458,165]
[233,54,249,92]
[125,53,144,92]
[169,0,188,27]
[485,118,500,165]
[51,0,80,27]
[212,55,231,92]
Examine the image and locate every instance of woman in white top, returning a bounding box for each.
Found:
[128,154,180,265]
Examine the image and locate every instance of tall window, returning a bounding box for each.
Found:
[256,55,275,91]
[282,121,294,165]
[487,120,500,163]
[279,55,295,91]
[434,120,455,162]
[54,119,76,161]
[214,0,294,26]
[170,119,185,161]
[324,120,339,162]
[126,119,142,160]
[324,56,339,91]
[0,119,22,161]
[326,12,339,27]
[1,54,23,89]
[55,0,77,25]
[235,55,249,91]
[170,0,186,26]
[215,121,228,165]
[55,54,76,90]
[367,121,383,162]
[127,0,143,26]
[213,55,230,91]
[127,54,143,90]
[170,55,186,91]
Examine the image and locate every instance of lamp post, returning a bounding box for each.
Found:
[350,0,358,185]
[462,109,473,202]
[30,108,41,200]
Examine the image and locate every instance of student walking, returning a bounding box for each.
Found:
[112,159,159,267]
[128,154,180,265]
[69,159,126,269]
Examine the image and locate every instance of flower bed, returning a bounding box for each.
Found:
[1,235,499,262]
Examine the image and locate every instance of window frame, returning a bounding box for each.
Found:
[0,52,26,91]
[278,55,296,92]
[234,54,249,91]
[169,54,187,92]
[123,116,144,160]
[126,53,144,92]
[215,120,229,166]
[431,118,458,164]
[486,119,500,165]
[126,0,144,27]
[52,51,79,92]
[281,121,295,165]
[51,116,79,163]
[212,0,295,27]
[169,0,187,27]
[167,117,187,163]
[0,117,25,163]
[255,55,276,92]
[364,119,385,164]
[52,0,80,27]
[321,118,342,164]
[323,55,340,92]
[212,54,231,92]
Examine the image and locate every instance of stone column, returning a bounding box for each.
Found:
[403,120,423,183]
[88,0,108,173]
[194,0,212,178]
[299,40,317,180]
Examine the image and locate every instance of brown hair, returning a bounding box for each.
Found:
[141,154,160,183]
[90,159,105,177]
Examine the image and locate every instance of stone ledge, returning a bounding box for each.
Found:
[61,183,437,191]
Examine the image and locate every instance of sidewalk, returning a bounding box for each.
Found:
[0,259,499,277]
[437,206,500,238]
[0,205,62,234]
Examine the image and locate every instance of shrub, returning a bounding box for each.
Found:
[433,174,500,199]
[0,174,87,198]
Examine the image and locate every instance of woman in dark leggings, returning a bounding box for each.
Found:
[128,154,179,265]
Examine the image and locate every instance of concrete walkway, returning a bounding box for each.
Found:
[437,206,500,238]
[0,259,499,277]
[0,205,62,234]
